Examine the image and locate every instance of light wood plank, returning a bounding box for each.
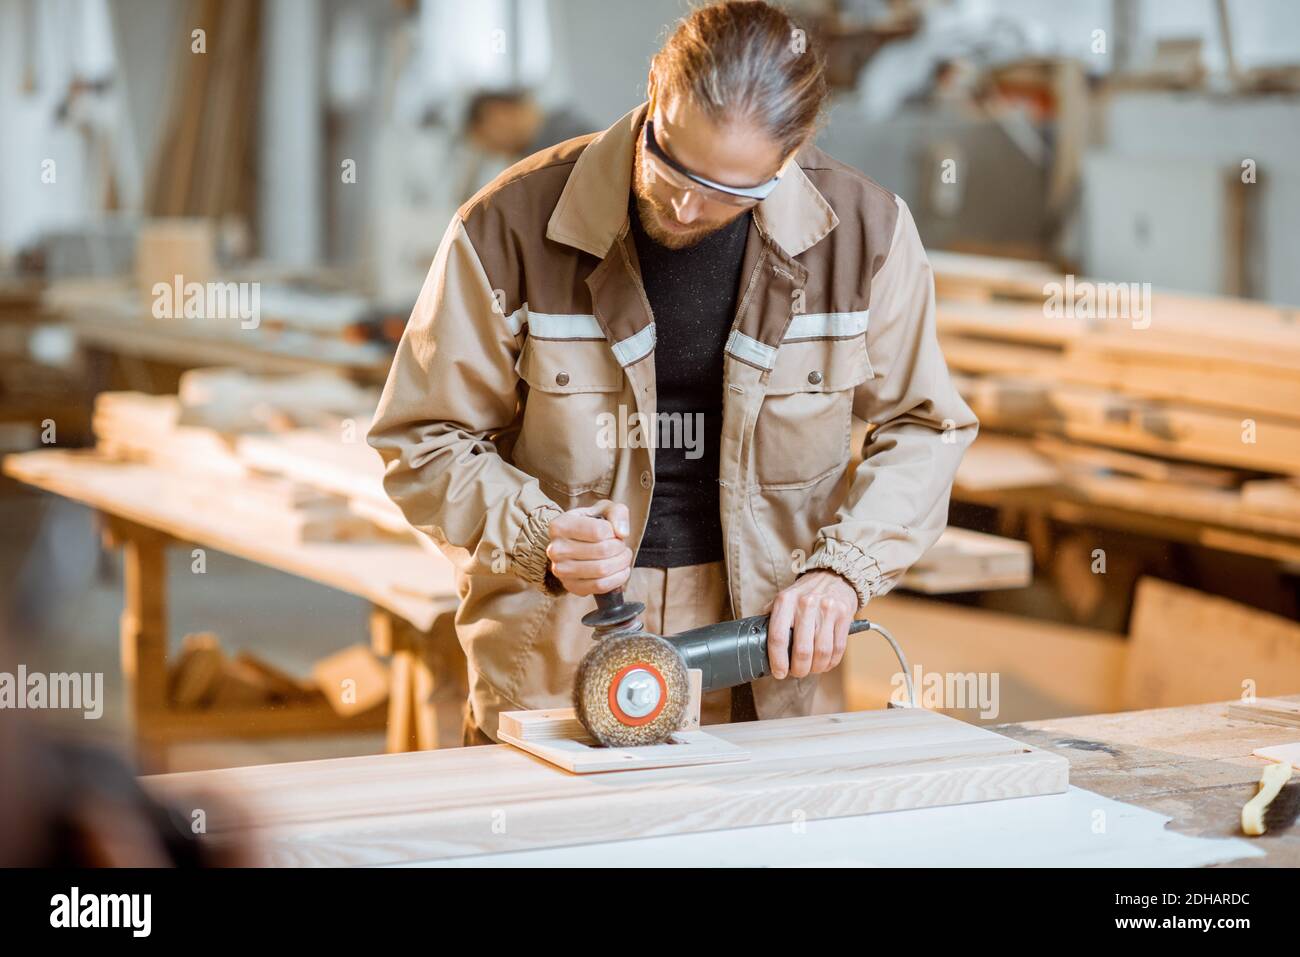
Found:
[1227,698,1300,730]
[497,707,749,773]
[143,708,1067,866]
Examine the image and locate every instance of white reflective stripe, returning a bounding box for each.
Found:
[784,309,869,341]
[726,329,777,369]
[611,323,656,366]
[526,310,605,340]
[502,305,526,336]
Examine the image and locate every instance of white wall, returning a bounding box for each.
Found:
[542,0,687,127]
[0,0,115,258]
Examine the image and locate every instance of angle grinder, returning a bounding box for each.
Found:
[572,584,916,748]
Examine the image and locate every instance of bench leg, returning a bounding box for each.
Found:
[372,607,466,752]
[114,522,170,771]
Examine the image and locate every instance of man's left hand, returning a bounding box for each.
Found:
[766,571,859,679]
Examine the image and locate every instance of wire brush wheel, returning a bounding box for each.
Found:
[573,634,689,747]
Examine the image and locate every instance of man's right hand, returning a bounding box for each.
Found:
[545,500,634,596]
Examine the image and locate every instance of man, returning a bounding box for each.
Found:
[369,0,977,745]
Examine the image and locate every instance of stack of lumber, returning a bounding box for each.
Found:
[933,251,1300,557]
[90,369,399,544]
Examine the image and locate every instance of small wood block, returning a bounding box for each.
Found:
[170,632,224,708]
[312,644,390,717]
[1228,698,1300,729]
[498,707,750,774]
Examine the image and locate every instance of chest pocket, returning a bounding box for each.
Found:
[514,336,625,499]
[754,336,873,488]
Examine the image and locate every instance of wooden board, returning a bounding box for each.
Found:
[143,708,1068,866]
[497,707,749,773]
[311,644,390,717]
[954,435,1061,492]
[1227,698,1300,730]
[1253,742,1300,766]
[1052,386,1300,474]
[1241,479,1300,519]
[906,527,1032,593]
[1064,473,1300,540]
[1125,578,1300,710]
[1061,341,1300,423]
[235,429,405,526]
[1032,434,1245,488]
[929,250,1061,302]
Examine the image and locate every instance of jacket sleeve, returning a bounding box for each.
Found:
[801,198,978,608]
[367,215,565,594]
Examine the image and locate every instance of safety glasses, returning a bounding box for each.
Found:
[641,117,782,208]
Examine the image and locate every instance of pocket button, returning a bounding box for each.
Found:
[555,371,570,386]
[807,370,823,385]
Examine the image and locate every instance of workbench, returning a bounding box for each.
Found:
[141,697,1300,867]
[3,449,462,765]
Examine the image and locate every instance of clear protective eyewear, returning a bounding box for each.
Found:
[641,118,782,209]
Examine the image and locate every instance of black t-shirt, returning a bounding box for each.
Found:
[628,199,752,568]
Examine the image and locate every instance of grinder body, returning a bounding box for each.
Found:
[669,615,877,692]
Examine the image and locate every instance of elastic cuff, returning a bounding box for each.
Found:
[802,538,883,611]
[511,505,566,594]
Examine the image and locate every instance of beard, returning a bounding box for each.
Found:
[631,141,746,250]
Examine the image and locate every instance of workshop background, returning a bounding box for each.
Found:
[2,0,1300,777]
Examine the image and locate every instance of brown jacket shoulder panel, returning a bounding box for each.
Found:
[786,147,901,316]
[457,135,600,318]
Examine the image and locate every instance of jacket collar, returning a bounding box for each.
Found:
[546,101,838,261]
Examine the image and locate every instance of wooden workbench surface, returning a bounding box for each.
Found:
[1004,696,1300,866]
[3,449,456,631]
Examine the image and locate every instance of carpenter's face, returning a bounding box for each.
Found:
[632,93,786,249]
